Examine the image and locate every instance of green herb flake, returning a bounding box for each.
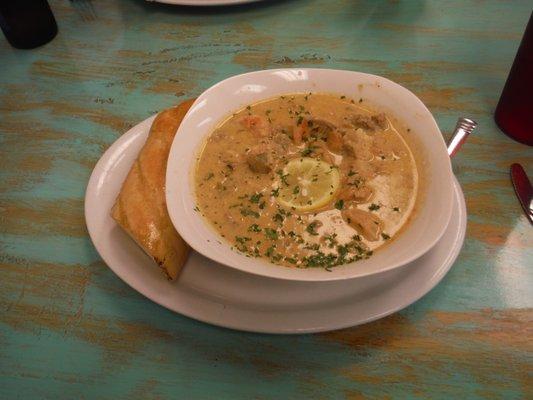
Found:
[240,208,260,218]
[368,203,381,211]
[393,207,400,212]
[273,213,284,223]
[306,222,320,236]
[324,233,338,248]
[249,193,263,203]
[265,245,276,257]
[297,116,304,125]
[301,146,315,156]
[381,233,391,240]
[334,199,344,210]
[248,224,262,233]
[271,187,280,197]
[264,228,278,240]
[235,236,251,244]
[276,169,290,186]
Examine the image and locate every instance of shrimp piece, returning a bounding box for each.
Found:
[292,119,308,144]
[240,115,271,137]
[327,130,343,153]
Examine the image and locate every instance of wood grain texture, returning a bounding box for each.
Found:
[0,0,532,398]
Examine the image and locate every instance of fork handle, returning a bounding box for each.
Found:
[447,118,478,158]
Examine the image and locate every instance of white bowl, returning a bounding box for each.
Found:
[166,68,454,282]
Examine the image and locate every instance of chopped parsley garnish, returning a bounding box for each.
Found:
[306,221,320,236]
[324,233,338,248]
[235,236,251,244]
[204,172,214,181]
[235,236,251,252]
[272,253,283,262]
[284,257,297,264]
[381,233,391,240]
[273,213,284,223]
[292,185,300,195]
[340,95,346,99]
[248,224,262,232]
[393,207,400,212]
[368,203,381,211]
[276,169,290,186]
[334,199,344,210]
[259,201,266,209]
[265,245,276,257]
[337,244,349,258]
[348,170,356,177]
[304,242,320,251]
[301,146,315,156]
[249,193,263,203]
[264,228,278,240]
[240,208,260,218]
[271,187,280,197]
[297,116,304,125]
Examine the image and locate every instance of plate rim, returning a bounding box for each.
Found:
[85,115,466,334]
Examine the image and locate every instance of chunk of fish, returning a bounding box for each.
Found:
[341,207,383,241]
[338,185,373,203]
[350,113,388,131]
[246,152,271,173]
[343,129,374,161]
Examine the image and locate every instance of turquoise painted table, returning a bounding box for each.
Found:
[1,1,532,398]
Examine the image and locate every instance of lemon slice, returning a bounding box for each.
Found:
[276,157,340,212]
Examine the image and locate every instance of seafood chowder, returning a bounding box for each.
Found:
[194,93,419,270]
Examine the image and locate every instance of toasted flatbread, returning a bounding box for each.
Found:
[111,100,195,279]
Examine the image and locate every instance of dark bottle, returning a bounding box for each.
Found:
[494,12,533,146]
[0,0,57,49]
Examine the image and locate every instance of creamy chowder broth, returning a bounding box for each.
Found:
[194,93,418,269]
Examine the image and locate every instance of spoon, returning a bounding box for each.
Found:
[447,117,478,157]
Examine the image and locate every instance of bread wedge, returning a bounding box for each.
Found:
[111,100,194,279]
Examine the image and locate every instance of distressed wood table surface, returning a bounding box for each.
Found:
[1,1,532,398]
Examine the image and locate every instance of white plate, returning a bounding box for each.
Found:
[149,0,263,6]
[85,116,466,334]
[166,69,455,281]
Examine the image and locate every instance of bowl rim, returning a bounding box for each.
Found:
[166,68,454,282]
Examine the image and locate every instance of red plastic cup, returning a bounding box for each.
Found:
[494,12,533,146]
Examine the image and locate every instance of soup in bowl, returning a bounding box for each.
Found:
[166,69,454,281]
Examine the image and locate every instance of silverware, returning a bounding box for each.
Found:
[69,0,97,21]
[510,163,533,224]
[447,117,478,158]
